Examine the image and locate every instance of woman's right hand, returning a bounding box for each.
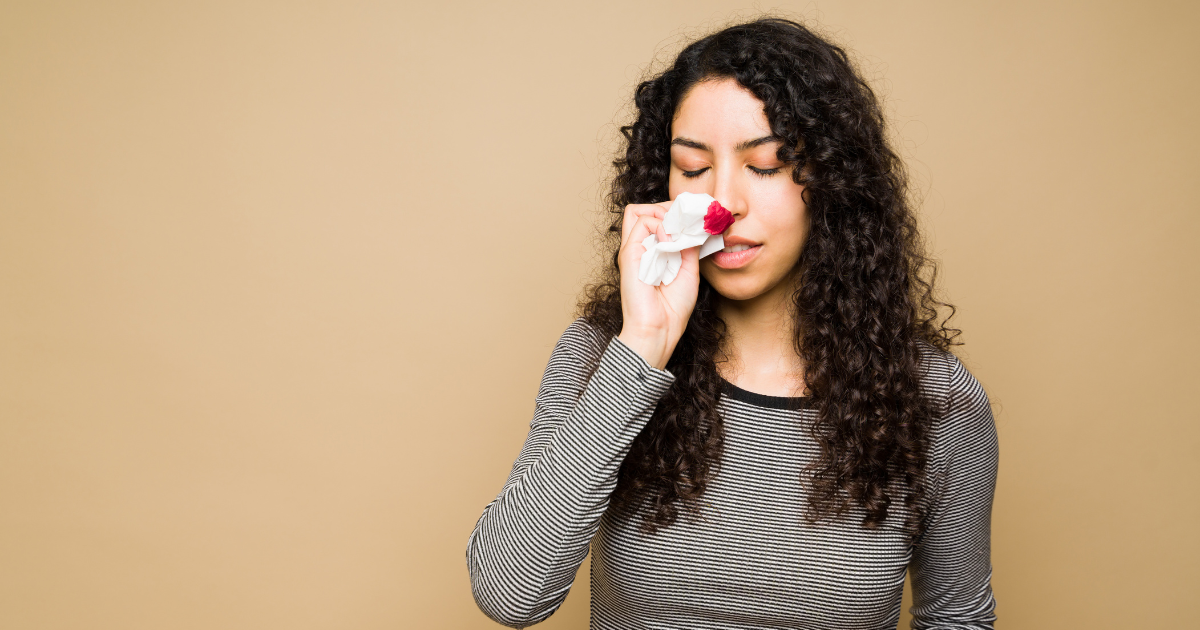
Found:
[616,201,702,370]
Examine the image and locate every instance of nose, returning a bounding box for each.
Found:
[710,164,746,221]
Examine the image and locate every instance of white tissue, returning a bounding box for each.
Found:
[637,192,725,286]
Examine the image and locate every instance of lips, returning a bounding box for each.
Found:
[711,241,761,269]
[720,235,760,248]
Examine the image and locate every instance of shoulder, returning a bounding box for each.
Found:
[915,342,998,467]
[915,343,988,410]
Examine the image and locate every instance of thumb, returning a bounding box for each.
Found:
[679,244,700,272]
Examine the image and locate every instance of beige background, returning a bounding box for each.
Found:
[2,1,1197,628]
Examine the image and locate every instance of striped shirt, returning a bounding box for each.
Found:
[467,318,999,629]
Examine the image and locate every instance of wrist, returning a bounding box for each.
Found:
[616,329,671,370]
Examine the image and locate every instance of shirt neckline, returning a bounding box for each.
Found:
[719,377,815,411]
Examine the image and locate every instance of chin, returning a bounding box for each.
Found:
[702,261,800,303]
[702,273,772,302]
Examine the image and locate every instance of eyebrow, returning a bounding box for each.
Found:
[670,135,780,152]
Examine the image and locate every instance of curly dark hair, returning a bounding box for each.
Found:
[576,17,960,542]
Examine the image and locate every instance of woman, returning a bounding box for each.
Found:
[467,17,998,629]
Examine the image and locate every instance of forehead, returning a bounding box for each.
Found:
[671,78,771,144]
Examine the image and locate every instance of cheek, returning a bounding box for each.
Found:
[787,217,811,260]
[668,174,706,200]
[761,190,809,247]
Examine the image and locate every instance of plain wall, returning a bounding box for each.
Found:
[1,1,1197,628]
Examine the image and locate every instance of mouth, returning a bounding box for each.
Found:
[711,243,761,269]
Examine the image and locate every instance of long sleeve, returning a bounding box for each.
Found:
[466,319,675,628]
[909,355,1001,630]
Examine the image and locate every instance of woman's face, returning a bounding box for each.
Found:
[668,77,809,303]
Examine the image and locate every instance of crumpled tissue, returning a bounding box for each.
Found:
[637,192,728,286]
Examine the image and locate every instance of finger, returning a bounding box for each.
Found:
[623,204,668,244]
[649,202,671,242]
[621,205,638,245]
[633,216,662,246]
[670,246,700,290]
[679,243,700,271]
[631,208,669,245]
[623,214,663,252]
[639,205,667,220]
[656,223,669,244]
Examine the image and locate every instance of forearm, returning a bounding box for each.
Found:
[467,335,673,627]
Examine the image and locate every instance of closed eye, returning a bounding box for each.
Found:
[680,165,781,178]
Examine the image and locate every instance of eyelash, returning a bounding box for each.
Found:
[680,166,782,179]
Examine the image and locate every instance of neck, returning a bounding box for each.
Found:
[715,273,807,395]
